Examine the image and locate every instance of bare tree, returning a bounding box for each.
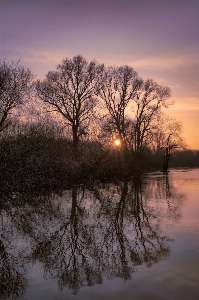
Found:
[97,65,141,149]
[0,60,34,133]
[149,113,185,153]
[131,79,171,153]
[36,55,104,149]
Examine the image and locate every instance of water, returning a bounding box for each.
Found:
[1,169,199,300]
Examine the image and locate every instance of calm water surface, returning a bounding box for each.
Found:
[1,169,199,300]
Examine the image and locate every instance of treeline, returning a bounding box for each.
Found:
[170,150,199,168]
[0,123,148,194]
[0,55,196,190]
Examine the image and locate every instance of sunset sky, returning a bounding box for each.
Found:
[1,0,199,149]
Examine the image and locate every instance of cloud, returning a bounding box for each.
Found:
[169,101,199,112]
[131,52,199,72]
[11,49,73,78]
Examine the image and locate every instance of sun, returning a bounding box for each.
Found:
[114,139,121,146]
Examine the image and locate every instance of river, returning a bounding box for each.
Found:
[1,168,199,300]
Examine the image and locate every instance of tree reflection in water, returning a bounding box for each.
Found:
[0,173,186,297]
[0,196,27,300]
[0,239,27,300]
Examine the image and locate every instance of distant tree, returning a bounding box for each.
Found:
[0,60,34,133]
[36,55,104,149]
[97,65,141,149]
[168,149,199,168]
[149,114,185,153]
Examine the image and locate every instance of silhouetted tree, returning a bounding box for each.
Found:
[97,65,141,149]
[36,55,104,149]
[149,114,185,153]
[0,60,34,133]
[131,79,171,153]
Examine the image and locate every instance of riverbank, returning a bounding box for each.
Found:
[1,133,199,195]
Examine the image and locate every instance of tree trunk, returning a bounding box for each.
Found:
[72,124,79,149]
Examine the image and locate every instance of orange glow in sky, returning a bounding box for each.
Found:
[1,0,199,149]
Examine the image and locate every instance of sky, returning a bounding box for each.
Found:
[0,0,199,149]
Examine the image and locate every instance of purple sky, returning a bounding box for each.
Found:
[1,0,199,149]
